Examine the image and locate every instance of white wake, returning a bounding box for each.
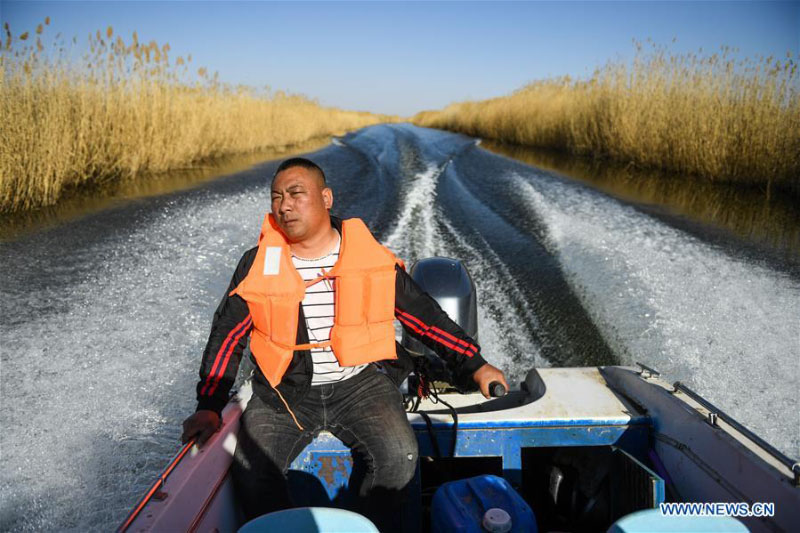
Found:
[381,163,544,381]
[0,190,267,531]
[511,171,800,459]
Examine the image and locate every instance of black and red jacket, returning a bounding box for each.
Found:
[195,216,487,415]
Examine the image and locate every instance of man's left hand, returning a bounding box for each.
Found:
[472,363,510,398]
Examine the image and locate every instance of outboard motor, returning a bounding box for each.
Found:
[402,257,478,392]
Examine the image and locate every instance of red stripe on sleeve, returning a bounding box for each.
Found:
[206,316,252,396]
[396,308,476,349]
[395,308,478,356]
[431,325,475,350]
[200,315,252,396]
[396,310,476,357]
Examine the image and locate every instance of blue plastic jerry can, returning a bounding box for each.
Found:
[431,475,537,533]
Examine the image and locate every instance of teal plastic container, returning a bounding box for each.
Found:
[238,507,379,532]
[431,475,537,533]
[608,509,748,532]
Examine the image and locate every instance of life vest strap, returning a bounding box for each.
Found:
[272,339,333,351]
[304,268,334,289]
[294,340,333,351]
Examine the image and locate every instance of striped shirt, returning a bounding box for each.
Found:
[291,235,368,385]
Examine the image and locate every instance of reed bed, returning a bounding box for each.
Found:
[1,20,392,213]
[414,41,800,191]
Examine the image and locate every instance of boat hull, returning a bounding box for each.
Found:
[120,367,799,532]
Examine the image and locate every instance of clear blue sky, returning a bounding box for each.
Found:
[2,1,797,116]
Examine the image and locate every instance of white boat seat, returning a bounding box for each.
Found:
[238,506,379,533]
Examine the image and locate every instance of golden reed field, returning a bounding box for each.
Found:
[0,20,393,213]
[414,40,800,192]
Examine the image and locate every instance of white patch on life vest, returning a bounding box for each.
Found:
[263,247,281,275]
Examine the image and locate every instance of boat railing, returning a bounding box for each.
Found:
[117,437,198,532]
[634,360,799,487]
[671,380,800,487]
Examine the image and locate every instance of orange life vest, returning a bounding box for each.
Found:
[230,214,401,387]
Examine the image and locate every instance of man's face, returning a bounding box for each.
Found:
[270,166,333,242]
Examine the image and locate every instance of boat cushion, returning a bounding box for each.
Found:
[238,506,379,532]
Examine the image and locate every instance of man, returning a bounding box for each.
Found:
[181,157,508,530]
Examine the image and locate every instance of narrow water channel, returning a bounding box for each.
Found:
[1,124,797,531]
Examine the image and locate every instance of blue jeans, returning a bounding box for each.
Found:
[232,364,418,531]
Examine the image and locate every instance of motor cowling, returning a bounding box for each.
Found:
[401,257,478,356]
[401,258,478,392]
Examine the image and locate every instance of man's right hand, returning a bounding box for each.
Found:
[181,410,221,447]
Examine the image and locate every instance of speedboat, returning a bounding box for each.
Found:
[118,258,799,532]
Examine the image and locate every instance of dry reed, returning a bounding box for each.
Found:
[414,40,800,191]
[1,20,393,213]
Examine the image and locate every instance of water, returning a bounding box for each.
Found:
[1,123,798,531]
[0,137,332,242]
[482,140,800,259]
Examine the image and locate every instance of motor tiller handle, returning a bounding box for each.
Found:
[489,381,507,398]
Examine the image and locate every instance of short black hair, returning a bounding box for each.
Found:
[272,157,326,186]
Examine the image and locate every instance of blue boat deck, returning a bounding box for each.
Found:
[288,367,653,530]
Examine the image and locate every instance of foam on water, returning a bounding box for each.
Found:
[381,163,544,380]
[0,189,267,531]
[3,125,797,531]
[511,171,800,459]
[383,162,443,259]
[435,216,548,380]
